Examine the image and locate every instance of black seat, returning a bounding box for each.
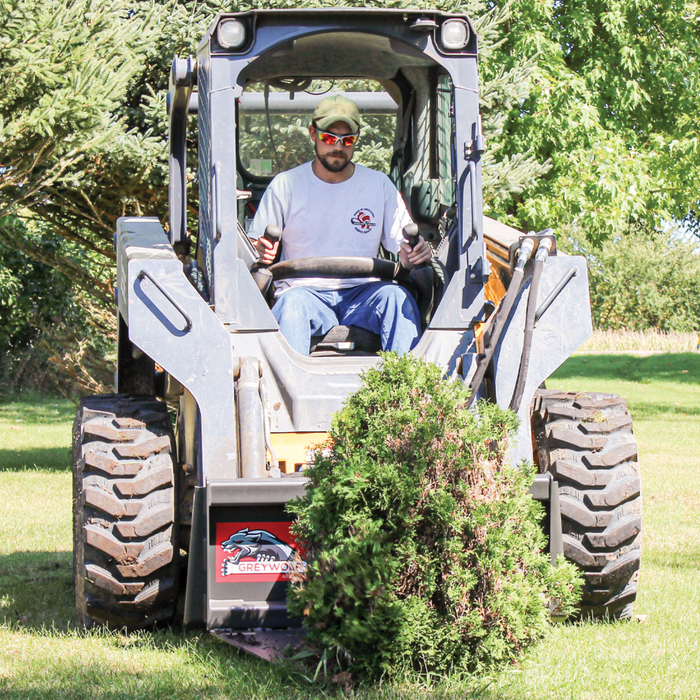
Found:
[309,325,381,354]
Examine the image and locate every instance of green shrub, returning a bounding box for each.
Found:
[0,216,115,397]
[560,228,700,332]
[288,354,581,683]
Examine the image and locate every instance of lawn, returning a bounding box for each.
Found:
[1,353,699,699]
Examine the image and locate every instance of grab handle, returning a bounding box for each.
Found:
[137,269,193,333]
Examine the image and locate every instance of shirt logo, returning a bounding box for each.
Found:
[351,208,376,234]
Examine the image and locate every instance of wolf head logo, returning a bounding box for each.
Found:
[220,527,293,564]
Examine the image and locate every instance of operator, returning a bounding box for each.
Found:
[248,94,431,356]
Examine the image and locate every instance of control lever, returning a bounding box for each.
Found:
[259,225,282,267]
[252,225,282,293]
[403,223,428,267]
[403,223,434,322]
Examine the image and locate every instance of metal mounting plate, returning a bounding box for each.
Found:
[212,628,304,661]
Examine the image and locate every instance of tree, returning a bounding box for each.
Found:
[3,0,698,390]
[4,0,700,275]
[485,0,700,242]
[0,216,114,395]
[0,0,544,304]
[0,0,166,289]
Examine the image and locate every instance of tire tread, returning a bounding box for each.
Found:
[533,389,643,620]
[73,395,178,630]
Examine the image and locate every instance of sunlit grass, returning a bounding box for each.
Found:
[0,392,73,472]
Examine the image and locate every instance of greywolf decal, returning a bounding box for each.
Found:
[220,527,294,577]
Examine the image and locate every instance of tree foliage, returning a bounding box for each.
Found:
[0,0,570,302]
[0,217,114,396]
[289,354,581,683]
[0,0,157,236]
[1,0,698,386]
[2,0,699,264]
[488,0,700,242]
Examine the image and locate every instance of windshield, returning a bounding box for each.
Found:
[237,80,398,178]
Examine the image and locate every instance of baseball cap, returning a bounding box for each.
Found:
[312,95,362,133]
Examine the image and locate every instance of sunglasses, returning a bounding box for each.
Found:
[316,129,360,147]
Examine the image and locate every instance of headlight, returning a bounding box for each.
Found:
[441,19,469,50]
[218,19,246,50]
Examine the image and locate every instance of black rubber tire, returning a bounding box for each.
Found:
[532,389,642,619]
[72,395,179,629]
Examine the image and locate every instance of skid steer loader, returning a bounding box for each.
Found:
[72,8,642,656]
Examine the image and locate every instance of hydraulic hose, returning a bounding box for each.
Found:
[466,237,536,409]
[509,238,553,413]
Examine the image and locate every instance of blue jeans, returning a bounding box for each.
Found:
[272,282,421,356]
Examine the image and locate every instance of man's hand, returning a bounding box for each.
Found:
[254,236,280,266]
[399,235,431,270]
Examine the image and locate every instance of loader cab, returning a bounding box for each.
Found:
[236,80,402,236]
[168,9,487,354]
[235,74,454,250]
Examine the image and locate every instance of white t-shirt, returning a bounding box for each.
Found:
[248,162,412,292]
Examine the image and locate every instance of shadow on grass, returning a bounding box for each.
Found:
[1,395,73,471]
[620,403,700,421]
[553,353,700,384]
[0,447,72,472]
[0,624,320,700]
[0,551,75,632]
[0,553,477,699]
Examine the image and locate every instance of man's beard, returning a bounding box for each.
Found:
[316,147,351,173]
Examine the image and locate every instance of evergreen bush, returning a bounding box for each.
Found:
[288,354,581,682]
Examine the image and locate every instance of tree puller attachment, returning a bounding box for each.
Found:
[72,8,642,659]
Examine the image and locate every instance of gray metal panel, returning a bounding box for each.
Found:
[119,220,239,479]
[238,91,397,114]
[184,486,207,626]
[412,328,475,377]
[230,260,279,330]
[241,331,373,431]
[428,265,485,329]
[198,58,214,293]
[208,477,308,505]
[492,255,592,464]
[201,8,478,53]
[209,81,240,324]
[116,217,177,322]
[225,327,477,434]
[411,49,483,330]
[195,52,274,327]
[208,601,294,630]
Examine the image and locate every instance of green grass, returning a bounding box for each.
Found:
[1,356,699,698]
